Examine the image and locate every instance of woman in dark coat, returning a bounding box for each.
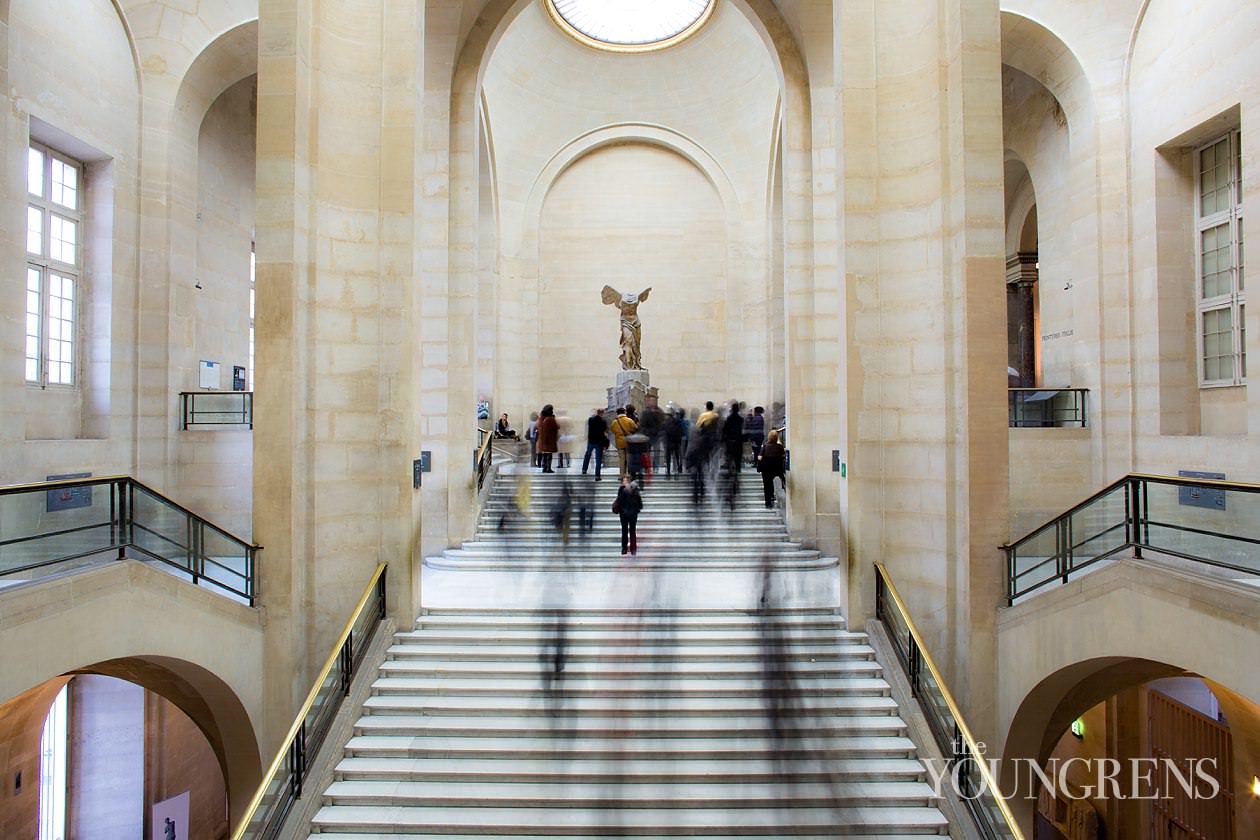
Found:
[615,475,644,555]
[757,429,786,509]
[536,404,559,473]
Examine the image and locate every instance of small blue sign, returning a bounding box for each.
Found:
[46,472,92,512]
[1178,470,1226,511]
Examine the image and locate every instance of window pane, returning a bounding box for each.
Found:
[47,274,74,385]
[1202,307,1234,381]
[49,215,77,264]
[28,147,44,197]
[51,158,78,210]
[27,206,43,254]
[1239,218,1245,292]
[1242,303,1248,380]
[1200,223,1233,299]
[25,270,41,383]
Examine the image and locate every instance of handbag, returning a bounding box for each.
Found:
[612,497,621,514]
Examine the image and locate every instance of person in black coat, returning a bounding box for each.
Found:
[582,407,608,479]
[614,475,644,555]
[757,430,787,509]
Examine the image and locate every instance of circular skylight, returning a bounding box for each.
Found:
[545,0,716,52]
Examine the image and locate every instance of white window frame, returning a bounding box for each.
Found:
[1195,130,1245,387]
[26,141,83,388]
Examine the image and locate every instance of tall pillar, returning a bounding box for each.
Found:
[1007,251,1039,386]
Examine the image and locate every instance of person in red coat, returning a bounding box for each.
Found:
[536,404,559,473]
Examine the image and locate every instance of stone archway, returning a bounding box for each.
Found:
[0,655,260,833]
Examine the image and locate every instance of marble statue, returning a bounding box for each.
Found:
[601,285,652,370]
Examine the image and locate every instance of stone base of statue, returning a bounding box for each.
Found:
[607,369,658,415]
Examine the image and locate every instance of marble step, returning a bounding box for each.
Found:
[376,659,884,682]
[360,693,901,717]
[413,608,845,625]
[343,734,919,760]
[426,555,837,571]
[391,627,867,645]
[369,676,891,698]
[384,646,875,666]
[321,778,939,809]
[332,755,930,784]
[353,714,909,739]
[309,803,950,835]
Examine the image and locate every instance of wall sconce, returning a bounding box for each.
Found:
[1251,775,1260,797]
[1063,281,1073,291]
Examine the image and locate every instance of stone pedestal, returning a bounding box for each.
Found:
[607,369,658,415]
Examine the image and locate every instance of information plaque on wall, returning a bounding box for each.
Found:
[1178,470,1226,511]
[46,472,92,512]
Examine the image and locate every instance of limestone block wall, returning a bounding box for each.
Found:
[536,144,733,415]
[0,0,140,482]
[175,76,257,537]
[1128,0,1260,474]
[481,0,780,420]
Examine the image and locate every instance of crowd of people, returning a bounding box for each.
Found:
[494,398,788,556]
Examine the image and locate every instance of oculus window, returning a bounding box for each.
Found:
[545,0,715,52]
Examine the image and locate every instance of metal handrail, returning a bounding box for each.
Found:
[1002,472,1260,604]
[475,425,494,492]
[874,562,1026,840]
[230,563,388,840]
[0,475,259,603]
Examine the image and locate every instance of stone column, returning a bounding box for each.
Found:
[1007,251,1039,387]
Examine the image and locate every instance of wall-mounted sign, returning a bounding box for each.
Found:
[199,360,220,390]
[1178,470,1226,511]
[46,472,92,512]
[232,365,246,391]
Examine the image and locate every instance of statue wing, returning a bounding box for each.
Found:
[638,287,652,302]
[601,285,621,305]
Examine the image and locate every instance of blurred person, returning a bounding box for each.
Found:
[582,407,608,480]
[721,401,744,511]
[639,398,664,474]
[497,471,532,532]
[609,406,638,477]
[536,404,559,473]
[526,411,540,468]
[556,410,575,469]
[722,400,745,473]
[745,405,766,462]
[574,473,596,537]
[614,474,643,555]
[550,476,573,544]
[662,408,684,478]
[757,430,787,509]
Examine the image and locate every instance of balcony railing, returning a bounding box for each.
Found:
[231,564,387,840]
[1002,473,1260,605]
[181,390,253,429]
[0,475,259,604]
[874,562,1026,840]
[1008,387,1087,428]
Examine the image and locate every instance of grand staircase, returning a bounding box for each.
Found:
[305,467,949,837]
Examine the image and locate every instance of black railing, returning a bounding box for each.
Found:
[181,390,254,429]
[874,563,1026,840]
[231,564,387,840]
[1008,387,1087,428]
[0,475,258,604]
[1002,473,1260,604]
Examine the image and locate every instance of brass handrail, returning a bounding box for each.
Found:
[230,562,387,840]
[874,562,1026,839]
[1001,471,1260,550]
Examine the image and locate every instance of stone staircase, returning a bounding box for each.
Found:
[427,467,836,571]
[304,467,950,837]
